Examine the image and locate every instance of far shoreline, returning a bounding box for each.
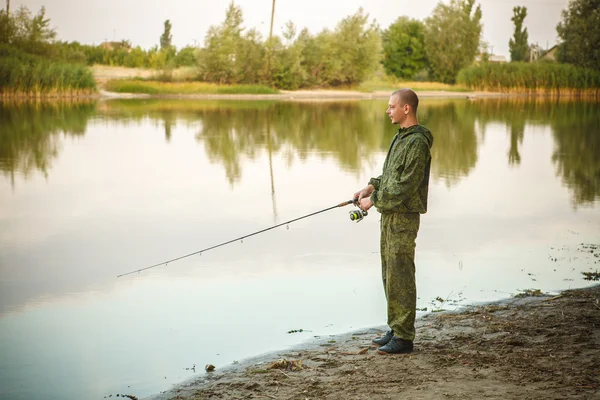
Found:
[96,89,509,101]
[0,89,514,101]
[5,88,595,102]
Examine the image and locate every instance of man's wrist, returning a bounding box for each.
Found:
[370,189,378,205]
[368,178,379,190]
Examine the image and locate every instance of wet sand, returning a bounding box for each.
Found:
[145,284,599,400]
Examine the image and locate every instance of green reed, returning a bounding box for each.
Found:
[0,50,96,97]
[457,62,600,96]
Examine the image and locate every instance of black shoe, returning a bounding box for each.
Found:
[372,330,394,346]
[377,336,413,354]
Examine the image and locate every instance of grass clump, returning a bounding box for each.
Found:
[104,79,280,95]
[357,75,470,93]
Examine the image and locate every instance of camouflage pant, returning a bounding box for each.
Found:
[380,212,420,341]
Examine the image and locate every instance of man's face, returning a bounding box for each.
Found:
[386,95,407,125]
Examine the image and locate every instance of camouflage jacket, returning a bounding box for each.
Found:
[369,124,433,214]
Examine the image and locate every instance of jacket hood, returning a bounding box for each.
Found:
[399,125,434,148]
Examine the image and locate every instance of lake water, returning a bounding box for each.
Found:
[1,97,598,400]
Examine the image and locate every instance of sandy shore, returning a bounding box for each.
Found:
[92,65,509,101]
[141,284,599,400]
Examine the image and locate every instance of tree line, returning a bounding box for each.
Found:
[0,0,598,93]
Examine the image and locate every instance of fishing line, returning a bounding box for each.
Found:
[117,198,365,278]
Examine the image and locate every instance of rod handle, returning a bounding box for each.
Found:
[338,199,358,207]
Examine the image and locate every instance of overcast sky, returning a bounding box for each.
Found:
[15,0,569,57]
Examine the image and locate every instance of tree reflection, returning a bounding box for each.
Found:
[162,111,175,143]
[101,99,483,187]
[0,101,96,186]
[508,121,525,166]
[192,101,386,184]
[471,97,600,206]
[190,97,599,205]
[2,97,597,207]
[550,101,600,207]
[419,100,480,186]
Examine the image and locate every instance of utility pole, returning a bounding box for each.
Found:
[269,0,276,41]
[266,0,276,83]
[6,0,10,16]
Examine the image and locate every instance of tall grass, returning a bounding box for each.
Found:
[0,47,96,97]
[457,62,600,96]
[357,76,470,93]
[104,79,280,95]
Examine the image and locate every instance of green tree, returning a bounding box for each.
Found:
[174,45,197,67]
[297,27,326,86]
[124,46,148,68]
[424,0,482,83]
[160,19,173,51]
[1,5,55,54]
[327,8,381,85]
[508,6,529,62]
[0,10,15,44]
[285,10,380,88]
[381,17,427,79]
[271,22,306,89]
[198,2,243,83]
[29,6,55,43]
[236,28,265,83]
[556,0,600,70]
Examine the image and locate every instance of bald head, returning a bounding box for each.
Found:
[392,88,419,114]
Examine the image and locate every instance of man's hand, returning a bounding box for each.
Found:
[354,184,374,203]
[359,197,373,211]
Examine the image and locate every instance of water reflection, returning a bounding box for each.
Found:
[1,97,599,206]
[107,98,600,207]
[550,101,600,207]
[467,98,600,207]
[419,101,480,185]
[0,101,96,185]
[508,119,525,166]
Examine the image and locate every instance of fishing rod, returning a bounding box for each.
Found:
[117,198,368,278]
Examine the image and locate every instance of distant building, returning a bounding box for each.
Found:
[541,45,558,61]
[475,54,508,63]
[488,55,508,63]
[99,41,132,52]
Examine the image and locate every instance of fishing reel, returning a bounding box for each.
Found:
[349,208,368,223]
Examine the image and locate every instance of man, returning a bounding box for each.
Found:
[354,88,433,355]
